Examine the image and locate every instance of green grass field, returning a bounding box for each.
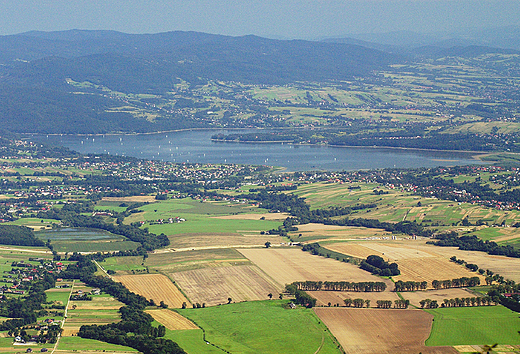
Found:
[57,336,138,351]
[124,198,283,237]
[176,300,342,354]
[426,306,520,346]
[164,328,223,354]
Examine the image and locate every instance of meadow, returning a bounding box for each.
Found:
[425,306,520,346]
[176,300,342,354]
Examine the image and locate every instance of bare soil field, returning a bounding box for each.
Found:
[238,248,389,288]
[312,290,400,307]
[170,265,281,306]
[167,233,282,249]
[102,196,156,203]
[314,308,457,354]
[145,309,198,330]
[400,288,478,308]
[113,274,188,308]
[212,212,289,220]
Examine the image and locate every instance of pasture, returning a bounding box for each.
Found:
[314,308,455,354]
[56,336,138,353]
[426,306,520,346]
[164,329,223,354]
[177,300,341,354]
[170,265,280,306]
[122,197,284,247]
[113,274,188,308]
[238,248,388,287]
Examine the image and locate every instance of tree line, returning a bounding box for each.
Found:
[291,280,387,292]
[432,276,481,289]
[394,280,428,292]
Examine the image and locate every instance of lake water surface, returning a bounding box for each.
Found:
[34,130,481,172]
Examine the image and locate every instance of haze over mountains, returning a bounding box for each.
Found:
[0,27,519,134]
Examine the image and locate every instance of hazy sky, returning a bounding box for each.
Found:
[1,0,518,39]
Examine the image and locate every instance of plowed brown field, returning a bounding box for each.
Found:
[170,265,280,306]
[238,248,389,287]
[114,274,188,308]
[146,309,198,330]
[314,308,457,354]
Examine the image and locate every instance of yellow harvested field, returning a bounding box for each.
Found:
[238,248,388,287]
[314,308,457,354]
[146,309,198,330]
[61,327,80,336]
[327,242,436,261]
[312,290,400,307]
[415,243,520,282]
[212,212,290,220]
[394,257,485,285]
[291,224,390,239]
[171,265,280,306]
[113,274,188,308]
[325,241,488,286]
[400,288,478,308]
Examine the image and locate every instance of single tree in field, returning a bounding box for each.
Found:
[279,293,283,300]
[227,297,232,304]
[268,293,273,300]
[265,241,271,248]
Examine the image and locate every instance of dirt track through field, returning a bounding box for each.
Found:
[314,308,457,354]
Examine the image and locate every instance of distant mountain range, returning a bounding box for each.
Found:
[0,29,518,134]
[322,26,520,54]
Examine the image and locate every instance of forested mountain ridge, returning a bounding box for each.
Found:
[0,30,402,134]
[1,30,519,138]
[0,30,398,86]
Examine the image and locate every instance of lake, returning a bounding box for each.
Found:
[34,129,481,172]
